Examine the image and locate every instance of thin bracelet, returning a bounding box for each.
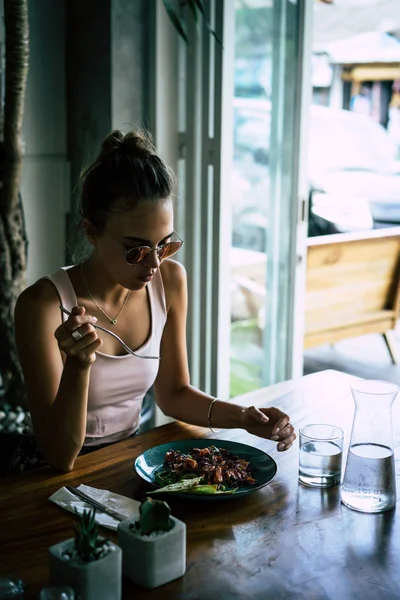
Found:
[207,398,221,433]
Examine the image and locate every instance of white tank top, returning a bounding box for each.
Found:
[45,267,167,446]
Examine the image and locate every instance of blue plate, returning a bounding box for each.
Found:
[134,439,277,500]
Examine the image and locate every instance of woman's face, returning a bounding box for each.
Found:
[91,199,175,290]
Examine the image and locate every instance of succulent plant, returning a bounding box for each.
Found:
[131,498,174,536]
[73,508,109,562]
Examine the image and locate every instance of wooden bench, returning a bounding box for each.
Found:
[305,227,400,363]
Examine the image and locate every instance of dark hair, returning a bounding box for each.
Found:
[79,129,175,226]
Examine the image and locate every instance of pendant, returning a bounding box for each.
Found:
[111,319,117,325]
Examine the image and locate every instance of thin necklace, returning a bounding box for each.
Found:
[80,262,131,325]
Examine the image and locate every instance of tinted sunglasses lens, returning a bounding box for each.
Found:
[158,241,183,260]
[126,247,151,264]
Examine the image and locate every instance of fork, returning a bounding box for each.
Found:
[60,305,160,360]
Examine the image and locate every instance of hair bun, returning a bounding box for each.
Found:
[100,130,125,157]
[121,130,156,158]
[100,129,156,161]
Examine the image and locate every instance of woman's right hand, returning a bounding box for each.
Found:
[54,305,103,366]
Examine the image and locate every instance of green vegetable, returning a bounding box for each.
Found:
[148,477,239,496]
[187,485,238,495]
[148,477,203,494]
[183,485,218,494]
[155,470,199,487]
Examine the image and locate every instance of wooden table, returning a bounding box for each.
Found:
[2,370,400,600]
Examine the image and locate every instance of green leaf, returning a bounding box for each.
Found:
[148,477,238,495]
[73,508,109,562]
[161,0,190,45]
[192,0,223,47]
[148,477,203,494]
[183,485,218,494]
[192,0,206,16]
[191,485,238,495]
[187,0,198,23]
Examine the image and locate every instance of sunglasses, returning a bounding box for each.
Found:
[98,225,184,265]
[124,234,184,265]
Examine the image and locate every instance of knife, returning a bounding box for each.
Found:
[66,485,128,522]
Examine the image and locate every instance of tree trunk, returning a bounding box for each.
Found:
[0,0,29,408]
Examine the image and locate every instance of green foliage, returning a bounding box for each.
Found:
[162,0,189,44]
[230,318,263,397]
[133,498,174,536]
[161,0,222,47]
[230,365,261,397]
[73,508,109,562]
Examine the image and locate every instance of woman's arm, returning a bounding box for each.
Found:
[14,281,102,471]
[154,261,296,451]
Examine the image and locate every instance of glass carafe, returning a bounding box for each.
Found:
[341,380,398,513]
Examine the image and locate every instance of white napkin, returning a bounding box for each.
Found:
[49,484,140,531]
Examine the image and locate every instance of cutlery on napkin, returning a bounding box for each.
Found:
[49,484,140,531]
[65,486,129,521]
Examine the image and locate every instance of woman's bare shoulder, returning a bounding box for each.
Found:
[159,260,187,311]
[16,277,59,314]
[14,276,63,359]
[160,258,187,285]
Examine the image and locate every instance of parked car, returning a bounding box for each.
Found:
[308,105,400,236]
[232,102,400,250]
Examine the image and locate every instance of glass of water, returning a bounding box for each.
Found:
[299,424,344,487]
[39,587,75,600]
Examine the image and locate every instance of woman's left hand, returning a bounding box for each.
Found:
[241,406,296,451]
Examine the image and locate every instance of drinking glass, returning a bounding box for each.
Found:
[39,587,75,600]
[299,424,344,487]
[0,577,24,599]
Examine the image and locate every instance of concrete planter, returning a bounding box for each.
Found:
[117,516,186,588]
[48,537,122,600]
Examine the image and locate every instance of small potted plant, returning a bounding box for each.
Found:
[117,497,186,588]
[48,508,122,600]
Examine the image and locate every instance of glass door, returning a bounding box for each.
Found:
[229,0,312,396]
[165,0,311,401]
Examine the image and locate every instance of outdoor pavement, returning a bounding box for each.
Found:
[303,323,400,386]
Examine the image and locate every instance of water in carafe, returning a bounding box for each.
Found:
[341,380,398,513]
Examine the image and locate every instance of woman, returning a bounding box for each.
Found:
[12,129,296,472]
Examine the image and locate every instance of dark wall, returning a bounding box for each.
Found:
[66,0,112,196]
[20,0,70,283]
[111,0,150,131]
[65,0,151,259]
